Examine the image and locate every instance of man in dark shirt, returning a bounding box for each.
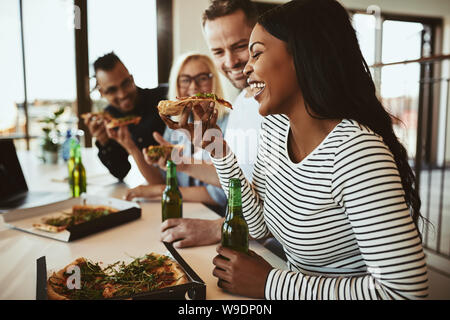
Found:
[84,52,166,181]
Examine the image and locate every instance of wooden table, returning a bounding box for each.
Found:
[0,148,287,300]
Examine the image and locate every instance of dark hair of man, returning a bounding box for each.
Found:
[93,52,123,74]
[258,0,427,235]
[202,0,258,27]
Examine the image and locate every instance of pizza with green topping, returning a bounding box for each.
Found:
[32,205,119,233]
[146,144,184,162]
[105,115,142,129]
[47,253,189,300]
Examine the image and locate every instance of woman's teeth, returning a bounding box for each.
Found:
[249,82,266,98]
[250,82,265,89]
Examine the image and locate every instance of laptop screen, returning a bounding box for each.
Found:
[0,139,28,202]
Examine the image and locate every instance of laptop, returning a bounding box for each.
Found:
[0,139,69,211]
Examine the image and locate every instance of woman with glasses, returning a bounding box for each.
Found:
[125,53,231,247]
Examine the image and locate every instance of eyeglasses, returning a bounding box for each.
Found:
[95,75,134,96]
[178,73,213,89]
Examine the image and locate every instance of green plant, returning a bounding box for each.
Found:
[40,107,65,152]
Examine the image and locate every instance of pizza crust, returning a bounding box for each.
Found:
[150,253,189,287]
[171,262,189,286]
[47,258,87,300]
[157,96,232,116]
[81,111,112,121]
[105,116,142,129]
[32,223,66,233]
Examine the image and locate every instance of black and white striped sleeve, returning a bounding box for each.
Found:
[211,123,271,239]
[264,132,428,300]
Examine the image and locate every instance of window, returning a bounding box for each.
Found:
[352,12,439,160]
[22,0,77,151]
[352,13,376,66]
[380,20,424,158]
[0,0,77,151]
[2,0,160,150]
[0,0,25,137]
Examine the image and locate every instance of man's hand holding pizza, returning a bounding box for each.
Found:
[105,123,136,154]
[83,113,109,146]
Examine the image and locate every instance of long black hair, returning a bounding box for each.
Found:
[258,0,425,233]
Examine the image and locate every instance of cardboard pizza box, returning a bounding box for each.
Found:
[2,194,141,242]
[36,242,206,300]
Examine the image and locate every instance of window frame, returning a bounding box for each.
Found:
[11,0,170,149]
[350,9,444,166]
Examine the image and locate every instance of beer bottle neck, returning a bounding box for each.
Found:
[69,140,77,158]
[228,185,242,207]
[227,185,243,218]
[74,146,82,164]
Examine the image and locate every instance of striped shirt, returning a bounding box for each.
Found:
[211,115,428,300]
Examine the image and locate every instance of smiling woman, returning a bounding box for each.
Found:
[245,28,300,117]
[202,0,429,300]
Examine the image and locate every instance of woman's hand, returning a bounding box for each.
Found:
[125,184,164,201]
[105,123,136,154]
[212,245,273,299]
[159,102,229,158]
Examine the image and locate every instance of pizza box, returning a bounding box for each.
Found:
[2,194,141,242]
[36,241,206,300]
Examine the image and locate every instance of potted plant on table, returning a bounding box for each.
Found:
[39,107,65,164]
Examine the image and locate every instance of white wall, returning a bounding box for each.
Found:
[173,0,450,55]
[172,0,450,161]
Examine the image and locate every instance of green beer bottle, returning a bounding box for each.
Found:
[221,178,249,254]
[71,143,86,197]
[161,160,182,221]
[67,139,77,191]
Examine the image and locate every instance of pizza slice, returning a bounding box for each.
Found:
[32,223,68,233]
[105,115,142,129]
[101,253,189,298]
[33,205,119,233]
[33,214,73,233]
[80,111,113,122]
[47,258,107,300]
[81,111,141,129]
[72,204,118,217]
[146,144,183,162]
[157,93,232,116]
